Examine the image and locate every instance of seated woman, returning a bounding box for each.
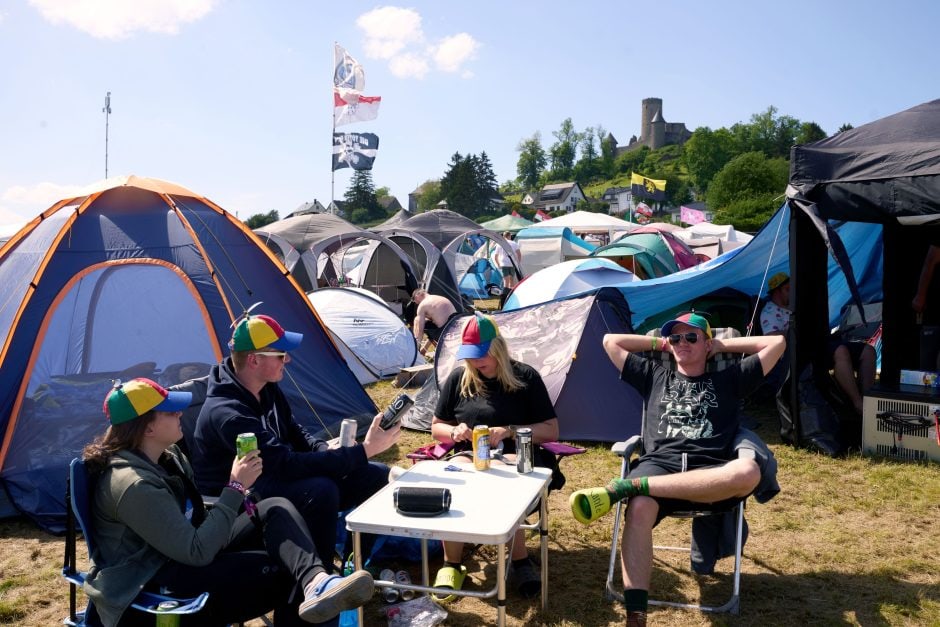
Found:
[82,377,374,627]
[430,314,559,601]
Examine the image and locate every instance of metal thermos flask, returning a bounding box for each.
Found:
[516,427,534,474]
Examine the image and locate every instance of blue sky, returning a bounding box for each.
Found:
[1,0,939,227]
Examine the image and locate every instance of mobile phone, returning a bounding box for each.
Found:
[380,393,414,430]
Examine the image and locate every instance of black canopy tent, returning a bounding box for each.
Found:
[786,99,940,449]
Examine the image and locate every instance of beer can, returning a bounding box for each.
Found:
[472,424,491,470]
[235,432,257,459]
[395,570,415,600]
[516,427,534,474]
[339,418,358,447]
[379,568,399,603]
[380,393,414,430]
[154,601,181,627]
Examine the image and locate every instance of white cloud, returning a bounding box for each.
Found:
[355,6,478,80]
[29,0,218,40]
[356,6,424,60]
[0,181,86,224]
[389,53,429,79]
[432,33,479,73]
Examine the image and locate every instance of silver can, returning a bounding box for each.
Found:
[339,418,357,447]
[379,568,399,603]
[395,570,415,600]
[516,427,533,474]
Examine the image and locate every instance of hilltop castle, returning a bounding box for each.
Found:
[609,97,692,154]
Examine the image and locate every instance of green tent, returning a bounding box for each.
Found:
[480,214,534,232]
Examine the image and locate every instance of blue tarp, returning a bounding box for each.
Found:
[509,205,884,330]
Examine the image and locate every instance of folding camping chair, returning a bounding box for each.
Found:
[602,326,751,614]
[62,458,208,626]
[603,436,749,614]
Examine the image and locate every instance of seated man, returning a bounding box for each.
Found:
[411,288,458,355]
[192,313,401,570]
[569,312,784,627]
[761,272,875,413]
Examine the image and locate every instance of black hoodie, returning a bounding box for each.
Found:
[191,357,369,497]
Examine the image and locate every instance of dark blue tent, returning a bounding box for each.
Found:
[0,176,375,530]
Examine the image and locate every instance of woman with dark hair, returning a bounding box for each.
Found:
[82,378,373,627]
[430,314,559,601]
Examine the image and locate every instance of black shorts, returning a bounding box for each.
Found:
[500,266,514,279]
[628,457,741,523]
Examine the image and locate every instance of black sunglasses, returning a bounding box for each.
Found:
[667,332,699,345]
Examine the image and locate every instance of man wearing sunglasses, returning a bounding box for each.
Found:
[569,312,784,626]
[192,314,400,572]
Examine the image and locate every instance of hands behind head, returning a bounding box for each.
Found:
[706,337,723,359]
[362,412,401,458]
[230,450,262,489]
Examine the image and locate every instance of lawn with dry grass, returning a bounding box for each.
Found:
[1,377,938,626]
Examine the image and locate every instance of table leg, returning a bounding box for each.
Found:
[540,485,548,610]
[353,531,363,626]
[497,541,507,627]
[421,538,429,586]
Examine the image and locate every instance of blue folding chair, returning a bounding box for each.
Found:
[62,457,208,626]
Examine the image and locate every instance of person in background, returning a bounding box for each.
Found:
[760,272,875,413]
[83,378,374,627]
[912,244,940,318]
[494,232,522,291]
[411,288,459,355]
[192,314,399,573]
[570,313,784,627]
[430,314,559,601]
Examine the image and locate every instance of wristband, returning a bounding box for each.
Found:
[226,480,246,495]
[650,337,657,351]
[659,337,667,351]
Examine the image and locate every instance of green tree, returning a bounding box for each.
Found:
[838,123,854,133]
[682,127,738,193]
[439,152,498,218]
[343,170,382,223]
[476,151,498,195]
[244,210,279,229]
[707,151,788,211]
[516,133,547,191]
[796,121,827,145]
[416,180,443,212]
[575,197,610,213]
[614,145,650,175]
[731,106,800,159]
[548,118,579,180]
[713,195,780,232]
[572,126,599,183]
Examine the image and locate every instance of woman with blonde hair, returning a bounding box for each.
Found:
[81,377,373,626]
[430,314,559,601]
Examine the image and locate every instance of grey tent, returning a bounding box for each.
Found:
[402,289,642,441]
[786,98,940,451]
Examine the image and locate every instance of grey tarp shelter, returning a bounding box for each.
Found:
[786,98,940,449]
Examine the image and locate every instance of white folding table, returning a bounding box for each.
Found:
[345,460,551,626]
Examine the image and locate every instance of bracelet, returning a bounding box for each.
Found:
[451,427,458,441]
[508,425,517,439]
[226,480,246,495]
[650,337,657,352]
[659,337,667,351]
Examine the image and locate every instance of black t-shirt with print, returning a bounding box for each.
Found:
[435,360,555,454]
[621,352,764,467]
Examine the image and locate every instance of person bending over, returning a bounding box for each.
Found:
[430,314,559,601]
[83,378,373,627]
[570,313,784,627]
[411,288,458,355]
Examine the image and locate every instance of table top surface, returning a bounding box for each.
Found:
[345,460,552,544]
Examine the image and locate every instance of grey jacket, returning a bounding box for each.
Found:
[83,446,243,627]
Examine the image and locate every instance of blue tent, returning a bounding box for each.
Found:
[618,205,884,331]
[0,176,375,530]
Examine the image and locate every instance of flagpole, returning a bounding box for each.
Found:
[330,43,336,214]
[102,91,112,178]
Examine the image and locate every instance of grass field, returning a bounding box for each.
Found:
[1,379,938,626]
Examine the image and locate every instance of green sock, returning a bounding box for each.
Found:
[606,476,650,502]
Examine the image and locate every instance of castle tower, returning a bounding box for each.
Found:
[640,97,663,145]
[650,108,666,150]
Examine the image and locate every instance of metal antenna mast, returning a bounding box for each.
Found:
[103,92,112,177]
